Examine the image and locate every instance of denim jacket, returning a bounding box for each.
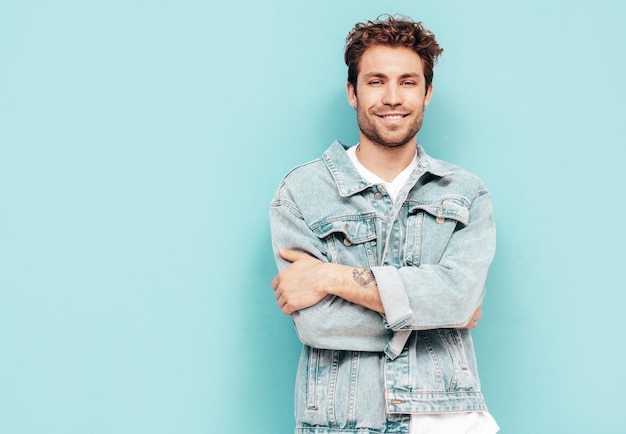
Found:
[270,141,496,434]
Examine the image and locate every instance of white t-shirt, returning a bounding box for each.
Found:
[346,145,500,434]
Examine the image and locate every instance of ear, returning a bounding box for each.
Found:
[346,82,357,109]
[424,83,434,107]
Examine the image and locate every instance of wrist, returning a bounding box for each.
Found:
[320,263,347,297]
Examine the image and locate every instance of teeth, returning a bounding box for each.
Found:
[383,115,403,120]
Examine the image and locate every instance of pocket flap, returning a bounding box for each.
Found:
[312,218,377,244]
[409,197,470,225]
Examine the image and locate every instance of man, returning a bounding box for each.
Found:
[270,15,499,434]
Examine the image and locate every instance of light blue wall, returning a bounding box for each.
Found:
[1,1,625,433]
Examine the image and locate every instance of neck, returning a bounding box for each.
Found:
[355,140,417,182]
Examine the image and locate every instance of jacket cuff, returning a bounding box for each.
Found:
[384,330,412,360]
[371,266,415,330]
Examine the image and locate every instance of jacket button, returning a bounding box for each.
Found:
[436,216,445,224]
[374,192,383,200]
[343,238,352,246]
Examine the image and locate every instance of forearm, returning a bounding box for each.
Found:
[373,264,487,330]
[323,263,384,314]
[270,182,494,349]
[292,294,391,352]
[319,261,485,330]
[270,201,391,351]
[374,191,496,331]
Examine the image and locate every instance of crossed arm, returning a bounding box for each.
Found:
[271,248,483,329]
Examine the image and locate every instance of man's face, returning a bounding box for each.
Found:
[347,45,433,149]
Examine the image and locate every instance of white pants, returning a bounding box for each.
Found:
[410,412,500,434]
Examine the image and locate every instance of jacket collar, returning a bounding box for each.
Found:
[322,140,454,197]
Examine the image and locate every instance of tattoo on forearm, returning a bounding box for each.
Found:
[353,268,375,287]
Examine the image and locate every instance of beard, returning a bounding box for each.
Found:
[356,106,424,149]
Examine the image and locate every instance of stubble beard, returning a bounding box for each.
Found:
[356,106,424,149]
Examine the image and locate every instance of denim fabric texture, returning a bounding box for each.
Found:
[270,141,496,434]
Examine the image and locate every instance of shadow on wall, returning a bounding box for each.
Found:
[318,90,359,147]
[240,223,301,433]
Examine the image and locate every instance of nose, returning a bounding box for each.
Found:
[381,83,403,106]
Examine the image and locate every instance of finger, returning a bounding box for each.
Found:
[278,248,313,262]
[281,301,294,316]
[280,303,291,315]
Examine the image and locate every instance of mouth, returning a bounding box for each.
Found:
[377,113,409,120]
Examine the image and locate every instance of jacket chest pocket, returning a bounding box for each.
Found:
[405,197,470,266]
[312,217,378,268]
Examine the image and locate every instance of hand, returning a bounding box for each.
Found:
[463,303,483,329]
[271,249,331,315]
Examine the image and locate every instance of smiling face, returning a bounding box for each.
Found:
[347,45,433,150]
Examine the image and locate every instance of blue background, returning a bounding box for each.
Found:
[1,1,625,433]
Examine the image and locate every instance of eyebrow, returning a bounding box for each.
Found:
[362,72,422,80]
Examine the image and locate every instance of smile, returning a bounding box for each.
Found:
[378,114,408,121]
[377,114,408,120]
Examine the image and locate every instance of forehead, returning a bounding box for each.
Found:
[358,45,425,78]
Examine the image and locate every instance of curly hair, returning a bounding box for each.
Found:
[344,15,443,92]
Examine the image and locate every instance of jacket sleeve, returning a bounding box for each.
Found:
[270,179,496,354]
[270,182,392,353]
[373,188,496,331]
